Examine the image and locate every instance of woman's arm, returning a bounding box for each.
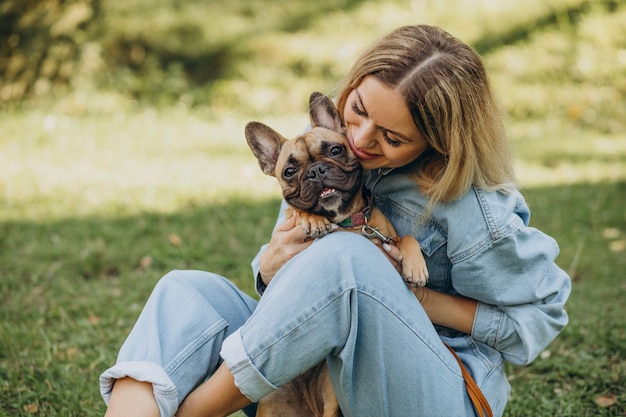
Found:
[451,228,571,366]
[411,287,477,335]
[257,211,314,286]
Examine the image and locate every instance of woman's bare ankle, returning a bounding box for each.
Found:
[104,377,159,417]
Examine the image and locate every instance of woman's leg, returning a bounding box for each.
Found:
[220,232,476,416]
[176,362,252,417]
[105,377,159,417]
[100,270,258,417]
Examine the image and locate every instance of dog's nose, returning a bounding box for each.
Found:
[307,164,327,178]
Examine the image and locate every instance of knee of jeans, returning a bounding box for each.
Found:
[305,232,392,283]
[309,232,382,261]
[155,270,223,296]
[156,270,193,292]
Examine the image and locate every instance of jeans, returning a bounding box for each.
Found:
[100,232,508,416]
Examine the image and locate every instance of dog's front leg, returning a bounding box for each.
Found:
[297,212,336,238]
[397,236,429,287]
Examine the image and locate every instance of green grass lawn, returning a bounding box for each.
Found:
[1,110,623,416]
[1,0,625,416]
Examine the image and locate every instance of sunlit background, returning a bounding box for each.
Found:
[1,0,624,221]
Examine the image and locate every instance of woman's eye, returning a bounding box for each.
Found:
[283,167,297,178]
[383,132,401,148]
[329,145,344,156]
[350,100,367,117]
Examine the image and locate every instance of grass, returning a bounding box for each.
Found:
[1,0,625,416]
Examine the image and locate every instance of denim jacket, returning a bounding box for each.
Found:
[253,168,571,367]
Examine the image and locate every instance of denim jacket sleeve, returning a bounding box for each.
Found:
[447,187,571,366]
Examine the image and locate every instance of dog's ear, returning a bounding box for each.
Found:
[309,92,345,134]
[245,121,287,177]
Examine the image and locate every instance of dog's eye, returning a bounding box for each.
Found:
[283,167,297,178]
[329,145,344,157]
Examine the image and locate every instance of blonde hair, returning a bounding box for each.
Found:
[335,25,516,209]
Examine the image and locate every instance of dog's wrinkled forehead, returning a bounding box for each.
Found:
[277,127,350,165]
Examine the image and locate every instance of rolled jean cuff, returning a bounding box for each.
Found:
[100,361,178,417]
[220,328,277,402]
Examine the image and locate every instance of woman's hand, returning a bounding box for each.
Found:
[381,242,426,303]
[381,242,403,275]
[258,212,316,286]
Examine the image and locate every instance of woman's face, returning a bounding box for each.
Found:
[343,75,429,170]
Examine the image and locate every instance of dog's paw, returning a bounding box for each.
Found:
[402,260,429,288]
[397,236,429,288]
[299,213,335,238]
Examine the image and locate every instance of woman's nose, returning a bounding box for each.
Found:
[353,121,377,149]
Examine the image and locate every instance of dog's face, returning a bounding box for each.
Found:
[245,92,363,222]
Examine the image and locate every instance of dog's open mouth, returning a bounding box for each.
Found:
[320,188,337,199]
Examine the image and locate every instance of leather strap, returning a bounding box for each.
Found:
[445,344,493,417]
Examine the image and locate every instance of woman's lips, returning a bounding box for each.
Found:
[348,136,378,160]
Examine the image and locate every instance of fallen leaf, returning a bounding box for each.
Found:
[23,403,38,413]
[594,394,616,407]
[66,347,78,358]
[139,255,153,268]
[169,234,182,246]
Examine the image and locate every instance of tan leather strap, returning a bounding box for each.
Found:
[445,344,493,417]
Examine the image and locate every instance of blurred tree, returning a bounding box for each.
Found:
[0,0,100,104]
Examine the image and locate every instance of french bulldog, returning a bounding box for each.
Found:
[245,91,428,287]
[244,92,429,417]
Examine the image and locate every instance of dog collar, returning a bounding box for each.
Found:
[337,205,371,228]
[337,190,373,228]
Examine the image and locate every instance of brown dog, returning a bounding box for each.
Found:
[244,92,429,417]
[245,92,429,286]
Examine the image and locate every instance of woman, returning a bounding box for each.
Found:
[100,25,571,417]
